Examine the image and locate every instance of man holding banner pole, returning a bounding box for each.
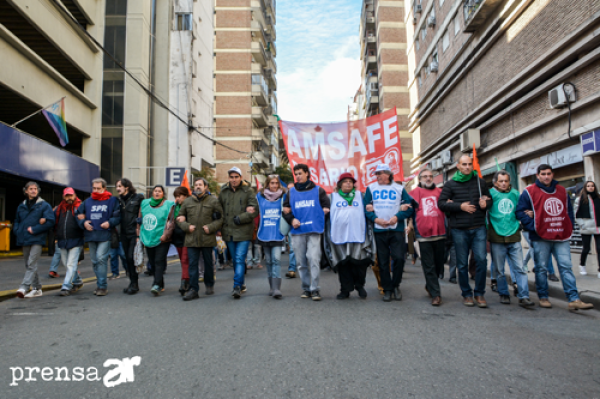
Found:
[283,164,330,301]
[364,164,414,302]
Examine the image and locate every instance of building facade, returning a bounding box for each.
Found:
[406,0,600,249]
[101,0,214,195]
[213,0,278,185]
[0,0,104,227]
[358,0,413,178]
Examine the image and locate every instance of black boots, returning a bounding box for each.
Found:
[179,279,190,296]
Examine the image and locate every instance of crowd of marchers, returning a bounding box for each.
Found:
[10,158,598,311]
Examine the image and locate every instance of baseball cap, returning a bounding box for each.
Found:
[227,166,242,176]
[375,164,392,174]
[63,187,75,196]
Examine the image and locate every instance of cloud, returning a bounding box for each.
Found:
[276,0,363,122]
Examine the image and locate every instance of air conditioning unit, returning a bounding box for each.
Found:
[415,4,422,13]
[429,61,439,73]
[549,84,576,109]
[440,150,453,165]
[427,15,436,27]
[460,129,481,153]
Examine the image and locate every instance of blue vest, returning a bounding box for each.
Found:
[290,186,325,235]
[257,193,285,242]
[85,196,117,232]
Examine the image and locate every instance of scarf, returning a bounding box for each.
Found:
[149,197,164,207]
[26,197,38,209]
[263,188,283,201]
[174,203,182,218]
[338,188,356,205]
[296,180,311,191]
[452,170,476,182]
[56,197,81,217]
[91,191,112,201]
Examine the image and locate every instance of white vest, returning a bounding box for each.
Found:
[368,182,404,229]
[330,192,366,244]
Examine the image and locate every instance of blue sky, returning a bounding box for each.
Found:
[276,0,363,123]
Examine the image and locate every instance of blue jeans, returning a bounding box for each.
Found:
[491,242,529,299]
[263,245,282,278]
[89,241,110,290]
[523,232,555,274]
[287,232,296,272]
[227,240,250,289]
[60,246,83,290]
[109,243,126,275]
[531,240,579,301]
[49,250,61,273]
[452,226,487,298]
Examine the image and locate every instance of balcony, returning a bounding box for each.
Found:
[252,128,270,145]
[365,11,375,25]
[251,41,268,66]
[253,151,270,168]
[270,93,277,115]
[267,41,276,57]
[265,68,277,90]
[252,106,273,127]
[366,31,377,46]
[251,74,268,105]
[365,53,377,69]
[463,0,503,32]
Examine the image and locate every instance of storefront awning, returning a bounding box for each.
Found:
[0,123,99,192]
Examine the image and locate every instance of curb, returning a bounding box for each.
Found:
[0,258,181,301]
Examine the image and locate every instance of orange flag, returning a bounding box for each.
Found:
[181,170,191,195]
[472,144,482,177]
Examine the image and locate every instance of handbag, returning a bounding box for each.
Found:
[134,240,145,273]
[160,205,175,243]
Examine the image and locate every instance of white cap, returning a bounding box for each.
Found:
[227,166,243,176]
[375,164,392,174]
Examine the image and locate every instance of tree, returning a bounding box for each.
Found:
[192,167,220,195]
[274,162,293,184]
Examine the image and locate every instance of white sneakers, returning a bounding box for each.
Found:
[579,265,587,276]
[23,289,43,298]
[16,288,26,298]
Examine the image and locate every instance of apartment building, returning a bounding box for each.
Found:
[357,0,413,178]
[0,0,104,227]
[213,0,279,185]
[406,0,600,249]
[101,0,214,195]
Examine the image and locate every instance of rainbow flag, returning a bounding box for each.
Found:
[42,98,68,147]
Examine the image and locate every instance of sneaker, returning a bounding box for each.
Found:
[95,289,107,296]
[579,266,587,276]
[301,290,311,298]
[58,289,70,296]
[500,295,511,305]
[393,287,402,301]
[241,285,247,293]
[463,297,475,307]
[490,279,497,292]
[232,286,241,299]
[24,289,42,298]
[109,274,120,280]
[383,292,392,302]
[539,298,552,308]
[311,291,322,301]
[150,285,161,296]
[518,298,535,308]
[568,299,594,310]
[205,286,214,295]
[16,288,26,298]
[183,290,199,301]
[49,271,60,278]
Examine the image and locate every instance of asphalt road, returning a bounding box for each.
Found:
[1,256,599,399]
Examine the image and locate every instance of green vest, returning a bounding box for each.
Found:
[489,188,520,237]
[140,199,174,248]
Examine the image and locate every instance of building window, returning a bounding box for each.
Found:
[418,72,422,87]
[442,30,449,52]
[421,25,427,40]
[415,38,420,50]
[176,13,192,31]
[454,15,460,35]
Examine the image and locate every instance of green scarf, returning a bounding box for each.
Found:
[452,170,477,182]
[338,188,356,205]
[174,203,182,218]
[149,197,164,207]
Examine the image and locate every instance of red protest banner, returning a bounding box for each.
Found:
[280,107,403,193]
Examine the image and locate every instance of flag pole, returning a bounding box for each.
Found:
[10,97,66,128]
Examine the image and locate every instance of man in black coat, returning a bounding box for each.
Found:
[116,178,144,295]
[439,155,492,308]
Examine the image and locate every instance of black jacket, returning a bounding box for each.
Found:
[282,180,331,225]
[118,193,144,238]
[438,176,492,229]
[55,207,84,250]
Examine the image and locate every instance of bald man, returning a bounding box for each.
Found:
[439,155,492,308]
